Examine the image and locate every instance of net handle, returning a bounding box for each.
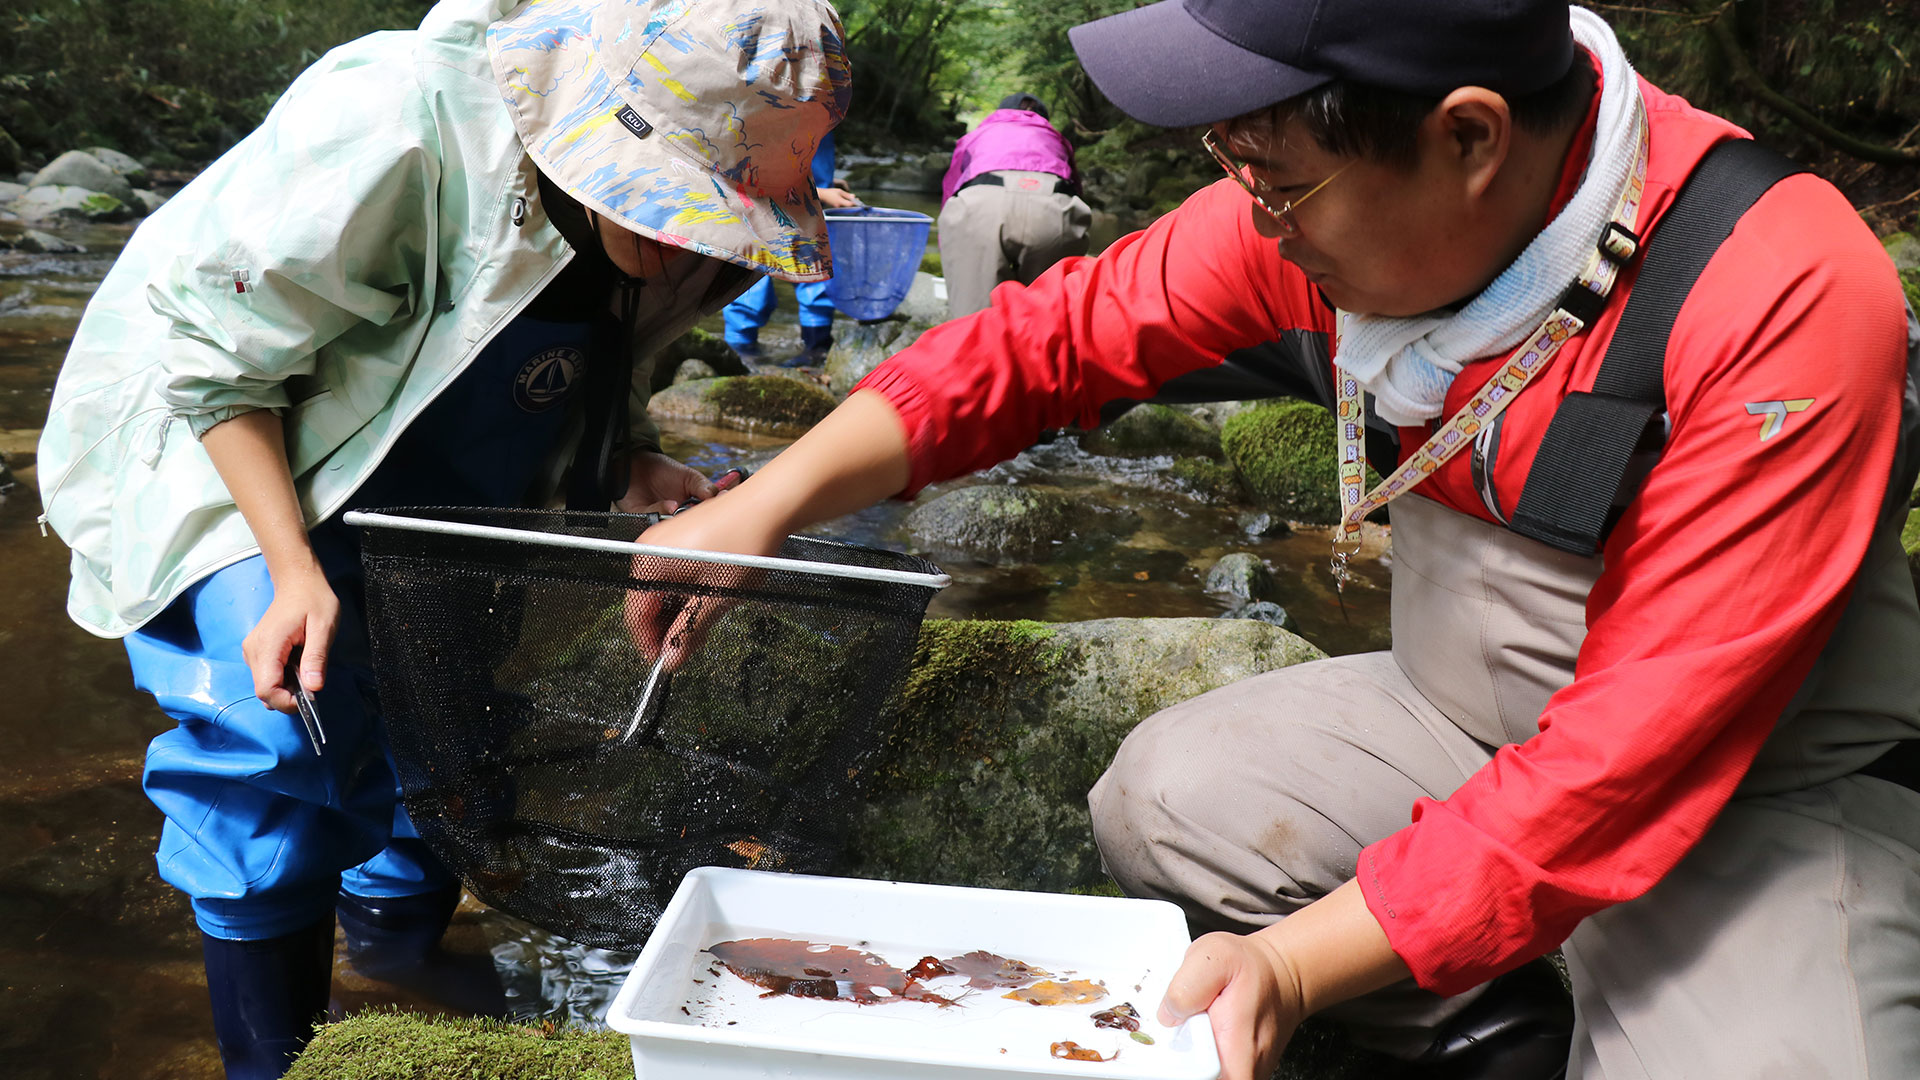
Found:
[341,510,952,589]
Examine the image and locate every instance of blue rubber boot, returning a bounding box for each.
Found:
[200,918,335,1080]
[336,885,509,1017]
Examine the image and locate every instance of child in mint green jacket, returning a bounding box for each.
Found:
[37,1,850,1075]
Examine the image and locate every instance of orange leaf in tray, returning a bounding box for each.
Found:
[725,838,768,867]
[1051,1041,1118,1062]
[1004,979,1108,1006]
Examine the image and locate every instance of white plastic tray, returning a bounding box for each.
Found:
[606,868,1220,1079]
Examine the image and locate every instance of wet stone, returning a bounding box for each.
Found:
[30,150,135,206]
[1219,599,1292,631]
[824,318,924,398]
[1205,552,1279,604]
[1082,404,1221,460]
[1237,510,1293,539]
[81,146,150,190]
[903,484,1140,566]
[3,229,85,254]
[9,184,131,224]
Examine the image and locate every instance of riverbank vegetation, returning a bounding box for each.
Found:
[2,1,1914,225]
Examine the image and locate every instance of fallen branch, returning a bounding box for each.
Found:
[1681,0,1920,164]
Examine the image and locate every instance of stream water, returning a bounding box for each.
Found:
[0,189,1388,1077]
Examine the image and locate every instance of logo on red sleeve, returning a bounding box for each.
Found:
[1744,398,1814,441]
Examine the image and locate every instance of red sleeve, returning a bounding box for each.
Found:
[855,179,1324,494]
[1358,175,1913,994]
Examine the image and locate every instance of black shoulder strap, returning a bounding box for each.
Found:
[1507,139,1807,555]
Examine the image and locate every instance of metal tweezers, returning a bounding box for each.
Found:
[287,650,327,756]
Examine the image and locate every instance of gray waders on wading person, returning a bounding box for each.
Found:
[625,1,1920,1078]
[34,1,851,1075]
[937,92,1093,318]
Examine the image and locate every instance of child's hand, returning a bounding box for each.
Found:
[819,186,862,209]
[242,564,341,715]
[617,451,718,514]
[622,492,788,670]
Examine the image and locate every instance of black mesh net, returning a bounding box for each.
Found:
[353,506,945,950]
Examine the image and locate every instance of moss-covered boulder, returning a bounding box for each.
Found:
[1082,403,1222,459]
[646,374,836,437]
[1221,399,1359,525]
[1887,233,1920,312]
[1168,455,1245,503]
[903,484,1140,565]
[1903,507,1920,602]
[9,183,130,223]
[649,326,745,392]
[285,1011,631,1080]
[849,616,1325,892]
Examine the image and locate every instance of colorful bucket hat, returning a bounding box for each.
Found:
[489,0,852,281]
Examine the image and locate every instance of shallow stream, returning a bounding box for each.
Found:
[0,191,1388,1077]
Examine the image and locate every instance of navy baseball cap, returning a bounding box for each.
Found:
[1069,0,1576,128]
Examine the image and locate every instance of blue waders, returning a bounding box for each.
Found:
[126,313,591,1078]
[721,132,838,364]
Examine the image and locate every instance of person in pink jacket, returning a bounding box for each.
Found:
[937,92,1092,317]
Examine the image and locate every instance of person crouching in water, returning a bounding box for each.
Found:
[937,92,1092,318]
[34,0,850,1076]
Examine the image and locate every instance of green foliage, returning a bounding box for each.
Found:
[285,1009,631,1080]
[835,0,989,143]
[0,0,436,163]
[1605,0,1920,150]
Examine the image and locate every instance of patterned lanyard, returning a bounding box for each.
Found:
[1330,108,1650,589]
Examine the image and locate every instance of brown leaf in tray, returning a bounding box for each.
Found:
[941,950,1048,989]
[1090,1002,1140,1031]
[1004,979,1109,1006]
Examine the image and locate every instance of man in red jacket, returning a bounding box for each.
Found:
[637,2,1920,1077]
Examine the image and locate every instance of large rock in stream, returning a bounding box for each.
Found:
[8,184,131,224]
[1082,402,1222,459]
[1220,398,1362,525]
[646,374,836,437]
[850,616,1324,892]
[29,150,135,206]
[904,484,1140,565]
[821,273,948,397]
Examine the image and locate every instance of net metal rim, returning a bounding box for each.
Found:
[342,509,952,589]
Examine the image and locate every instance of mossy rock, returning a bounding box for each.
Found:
[649,326,744,392]
[1903,507,1920,602]
[1168,455,1245,503]
[1221,399,1376,525]
[646,374,836,437]
[1884,232,1920,273]
[849,616,1325,892]
[903,484,1140,565]
[1082,403,1222,460]
[1900,267,1920,314]
[285,1011,630,1080]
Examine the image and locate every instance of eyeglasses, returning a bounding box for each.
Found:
[1202,130,1350,237]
